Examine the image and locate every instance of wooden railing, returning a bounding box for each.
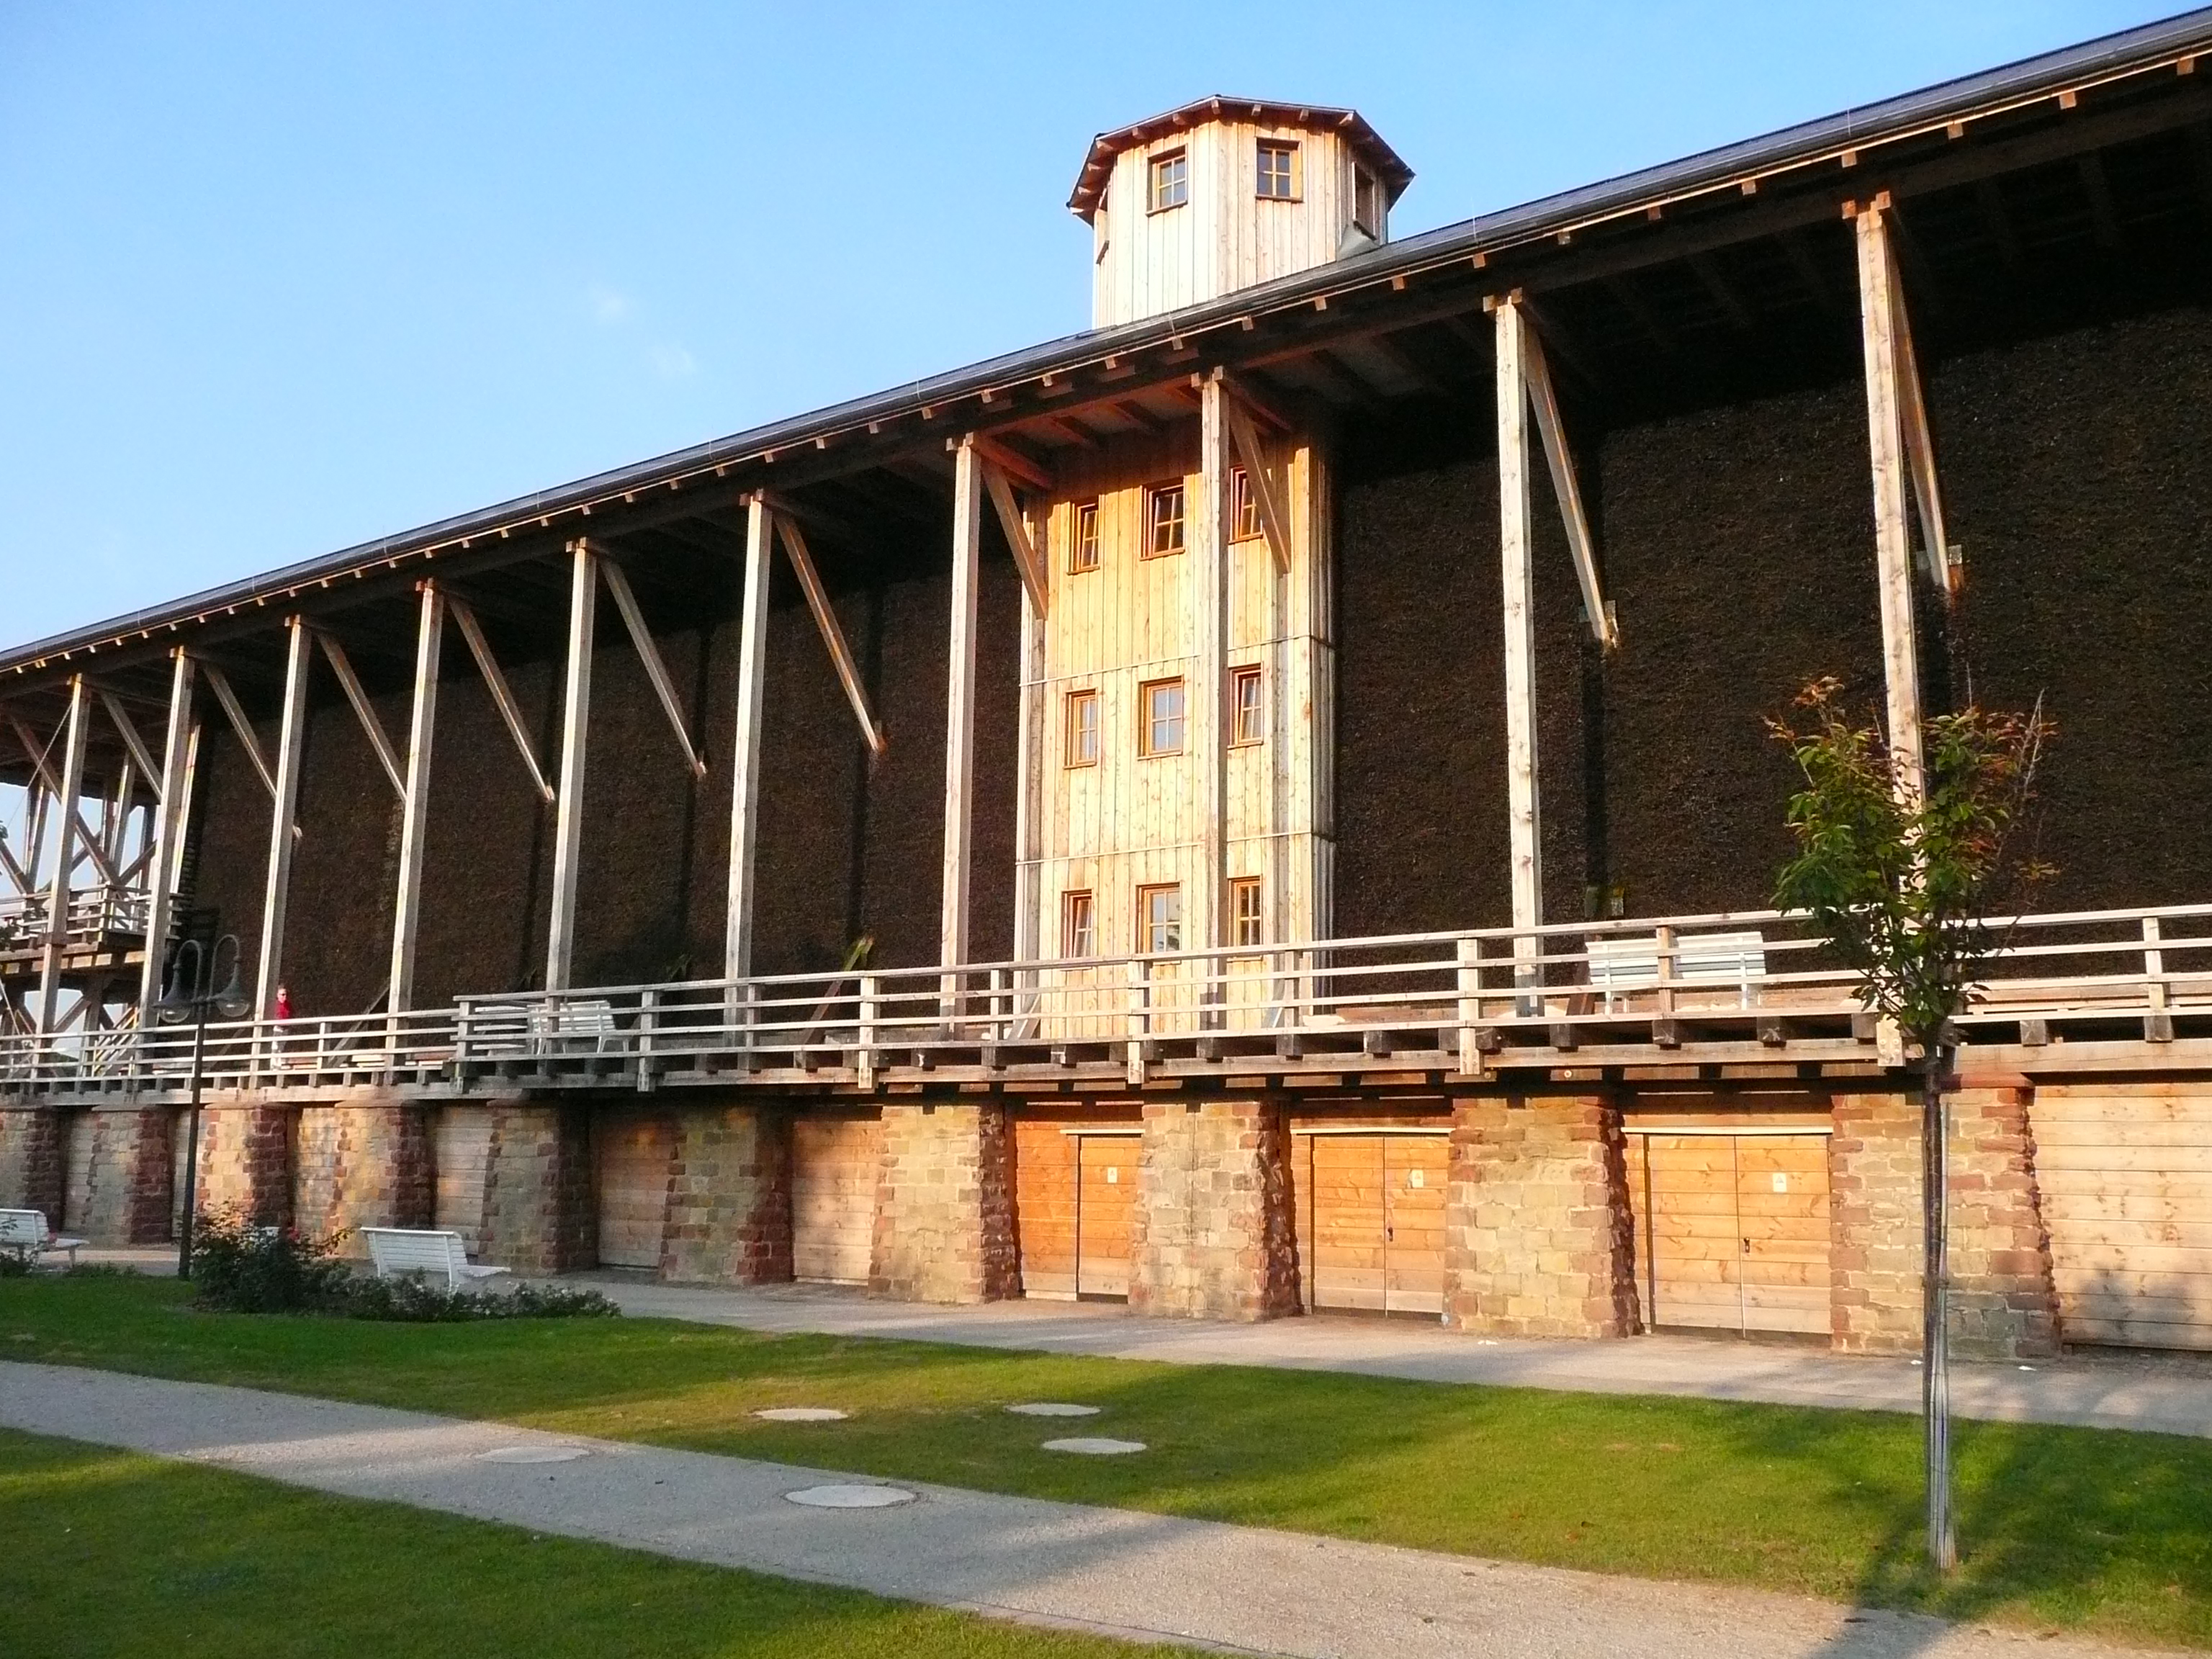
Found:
[0,885,153,958]
[4,901,2210,1093]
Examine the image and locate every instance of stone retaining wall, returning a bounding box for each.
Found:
[662,1102,793,1285]
[477,1101,595,1273]
[1129,1097,1300,1321]
[0,1107,62,1226]
[869,1099,1017,1303]
[292,1093,434,1254]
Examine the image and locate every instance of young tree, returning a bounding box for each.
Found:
[1770,678,2052,1573]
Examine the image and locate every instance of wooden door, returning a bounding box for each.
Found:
[171,1109,194,1238]
[63,1111,97,1233]
[1384,1135,1449,1316]
[1074,1134,1136,1299]
[1629,1132,1830,1336]
[594,1110,673,1270]
[433,1107,493,1254]
[1013,1117,1080,1299]
[2032,1084,2212,1350]
[1307,1133,1386,1311]
[792,1112,882,1285]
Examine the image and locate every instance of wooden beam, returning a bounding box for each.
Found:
[1011,555,1046,975]
[4,709,120,886]
[199,661,277,801]
[941,439,983,999]
[773,511,886,757]
[1856,202,1928,803]
[544,541,595,993]
[968,433,1052,493]
[1884,232,1956,599]
[977,451,1051,618]
[1220,387,1292,574]
[95,686,161,796]
[446,596,556,804]
[1197,374,1229,958]
[1508,297,1618,649]
[253,619,312,1020]
[724,496,773,981]
[136,650,196,1020]
[590,542,707,777]
[35,678,88,1033]
[314,629,405,799]
[387,582,443,1014]
[1496,302,1545,988]
[1686,252,1755,331]
[2076,152,2123,248]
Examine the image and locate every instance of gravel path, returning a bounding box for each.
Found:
[0,1359,2172,1659]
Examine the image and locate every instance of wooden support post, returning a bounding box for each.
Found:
[448,597,555,802]
[942,438,983,1015]
[1012,529,1046,970]
[315,629,405,799]
[979,454,1051,617]
[1856,201,1928,800]
[1455,935,1484,1076]
[200,662,279,800]
[1518,307,1617,648]
[771,507,886,756]
[6,710,122,889]
[1495,300,1544,990]
[35,678,89,1033]
[137,651,197,1020]
[96,688,161,785]
[545,541,596,994]
[1890,261,1956,597]
[1221,386,1292,574]
[1197,372,1230,963]
[725,495,773,981]
[254,619,312,1020]
[387,581,444,1014]
[593,545,707,776]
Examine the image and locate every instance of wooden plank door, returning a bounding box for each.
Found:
[1074,1134,1136,1300]
[1013,1118,1079,1299]
[432,1107,493,1254]
[1308,1133,1387,1312]
[594,1110,673,1270]
[1735,1134,1832,1336]
[2032,1084,2212,1350]
[1635,1133,1745,1331]
[1383,1135,1448,1316]
[171,1108,193,1238]
[792,1112,883,1285]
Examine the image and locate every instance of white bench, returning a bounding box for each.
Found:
[1587,930,1768,1011]
[359,1228,511,1291]
[466,999,622,1058]
[0,1208,85,1268]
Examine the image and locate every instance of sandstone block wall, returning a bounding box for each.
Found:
[194,1102,295,1228]
[1830,1086,2059,1360]
[1443,1092,1638,1339]
[63,1109,177,1245]
[0,1107,62,1225]
[477,1101,595,1273]
[870,1099,1017,1303]
[292,1093,434,1254]
[662,1102,794,1284]
[1129,1097,1300,1321]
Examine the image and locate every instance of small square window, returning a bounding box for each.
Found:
[1064,688,1100,767]
[1146,482,1185,557]
[1069,501,1100,572]
[1139,678,1185,757]
[1353,166,1382,237]
[1063,889,1095,958]
[1230,877,1264,948]
[1256,140,1299,201]
[1149,148,1189,212]
[1138,884,1182,954]
[1230,468,1261,542]
[1229,666,1264,746]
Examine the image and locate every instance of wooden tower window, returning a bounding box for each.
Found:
[1354,165,1382,236]
[1070,500,1101,572]
[1229,468,1260,541]
[1230,877,1264,948]
[1229,665,1264,745]
[1065,688,1100,766]
[1139,678,1186,757]
[1062,889,1095,958]
[1256,139,1300,200]
[1137,884,1182,953]
[1146,482,1186,557]
[1148,148,1189,212]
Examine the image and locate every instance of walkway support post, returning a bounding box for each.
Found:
[725,495,773,983]
[545,540,597,994]
[1493,297,1543,1000]
[137,649,198,1022]
[941,439,982,1019]
[1197,372,1229,982]
[254,618,312,1020]
[388,580,444,1015]
[36,676,89,1033]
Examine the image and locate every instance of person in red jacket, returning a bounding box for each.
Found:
[273,984,293,1022]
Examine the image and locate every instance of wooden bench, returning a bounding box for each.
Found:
[359,1228,511,1291]
[467,999,622,1058]
[0,1208,85,1269]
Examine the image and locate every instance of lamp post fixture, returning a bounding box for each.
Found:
[156,935,248,1280]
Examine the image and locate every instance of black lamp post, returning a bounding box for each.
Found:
[157,935,248,1280]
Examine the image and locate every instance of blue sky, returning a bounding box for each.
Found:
[0,1,2184,649]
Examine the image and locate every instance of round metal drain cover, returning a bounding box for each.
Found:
[476,1445,590,1464]
[1042,1437,1146,1455]
[1006,1403,1101,1417]
[753,1407,849,1422]
[784,1483,917,1509]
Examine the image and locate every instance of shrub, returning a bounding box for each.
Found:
[187,1205,618,1321]
[0,1248,32,1279]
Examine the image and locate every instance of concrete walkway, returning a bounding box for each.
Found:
[0,1360,2167,1659]
[590,1279,2212,1440]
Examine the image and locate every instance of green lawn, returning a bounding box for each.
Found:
[0,1426,1195,1658]
[5,1274,2210,1650]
